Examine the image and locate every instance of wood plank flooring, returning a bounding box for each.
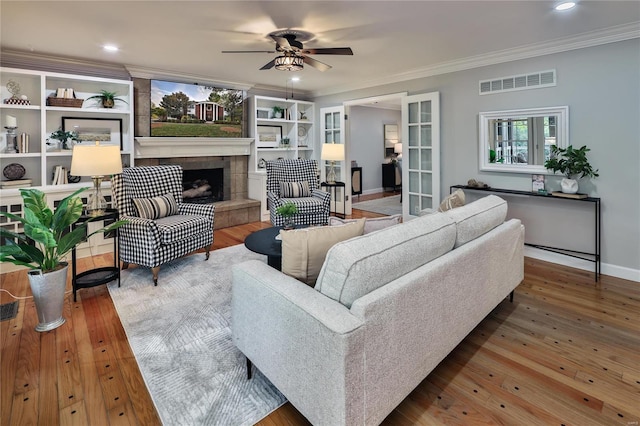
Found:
[2,199,638,425]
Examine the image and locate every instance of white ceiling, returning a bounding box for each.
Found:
[1,1,639,97]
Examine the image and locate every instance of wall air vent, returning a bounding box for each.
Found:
[479,69,556,95]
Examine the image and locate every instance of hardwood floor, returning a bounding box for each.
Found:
[2,202,638,425]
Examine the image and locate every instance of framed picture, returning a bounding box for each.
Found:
[62,117,123,150]
[532,174,546,193]
[257,125,282,148]
[256,107,272,119]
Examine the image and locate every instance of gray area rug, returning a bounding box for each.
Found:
[108,244,286,425]
[352,194,402,216]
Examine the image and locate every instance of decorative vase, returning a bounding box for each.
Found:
[102,98,114,108]
[560,178,579,194]
[27,262,68,332]
[283,216,295,230]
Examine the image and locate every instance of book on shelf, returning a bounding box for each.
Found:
[52,165,69,185]
[551,191,588,199]
[1,179,32,189]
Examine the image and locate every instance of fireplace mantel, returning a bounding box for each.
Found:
[135,137,254,158]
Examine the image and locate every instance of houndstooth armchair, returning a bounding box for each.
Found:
[111,165,215,285]
[266,159,330,226]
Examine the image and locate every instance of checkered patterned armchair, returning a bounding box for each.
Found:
[111,165,215,285]
[266,159,330,226]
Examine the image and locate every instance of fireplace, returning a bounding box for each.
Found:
[182,168,223,203]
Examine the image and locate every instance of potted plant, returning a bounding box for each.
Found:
[86,90,128,108]
[276,202,298,230]
[49,127,79,151]
[0,188,127,332]
[544,145,599,194]
[272,106,284,119]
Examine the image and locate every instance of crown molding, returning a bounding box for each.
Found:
[0,49,131,80]
[312,22,640,98]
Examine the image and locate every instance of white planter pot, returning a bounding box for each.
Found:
[560,178,579,194]
[27,262,68,332]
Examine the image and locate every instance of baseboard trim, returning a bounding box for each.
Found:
[524,247,640,283]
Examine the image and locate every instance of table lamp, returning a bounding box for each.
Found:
[321,143,344,184]
[394,142,403,159]
[71,142,123,217]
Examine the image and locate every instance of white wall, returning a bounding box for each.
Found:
[349,106,401,193]
[313,39,640,280]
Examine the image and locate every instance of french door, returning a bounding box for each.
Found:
[320,106,347,214]
[401,92,440,218]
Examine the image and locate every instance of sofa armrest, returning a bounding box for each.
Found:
[117,215,161,261]
[178,203,215,223]
[312,188,331,204]
[232,260,365,426]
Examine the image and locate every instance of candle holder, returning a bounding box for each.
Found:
[4,126,18,153]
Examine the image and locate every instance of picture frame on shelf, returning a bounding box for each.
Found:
[62,117,123,150]
[257,125,282,148]
[257,108,272,119]
[532,174,546,193]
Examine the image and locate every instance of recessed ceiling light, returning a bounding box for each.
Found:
[291,77,300,82]
[103,44,119,52]
[555,2,576,11]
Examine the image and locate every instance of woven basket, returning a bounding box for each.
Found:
[46,97,84,108]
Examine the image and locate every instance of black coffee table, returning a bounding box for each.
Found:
[244,227,285,270]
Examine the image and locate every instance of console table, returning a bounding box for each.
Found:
[451,185,601,282]
[71,209,120,301]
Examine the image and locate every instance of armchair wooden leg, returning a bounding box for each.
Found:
[121,261,129,270]
[509,290,514,303]
[246,357,253,380]
[152,266,160,286]
[205,248,210,261]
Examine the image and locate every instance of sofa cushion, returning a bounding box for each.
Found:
[280,180,311,198]
[328,214,402,234]
[155,214,211,245]
[281,220,366,286]
[437,188,466,212]
[132,193,178,219]
[442,194,507,248]
[315,213,456,308]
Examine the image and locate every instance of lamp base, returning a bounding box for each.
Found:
[86,176,107,217]
[327,161,337,184]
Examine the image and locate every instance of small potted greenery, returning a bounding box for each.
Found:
[49,127,79,150]
[544,145,599,194]
[281,137,290,149]
[272,106,284,119]
[276,202,298,229]
[0,188,127,331]
[86,90,128,108]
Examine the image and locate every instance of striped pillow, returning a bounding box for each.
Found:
[132,193,178,219]
[280,181,311,198]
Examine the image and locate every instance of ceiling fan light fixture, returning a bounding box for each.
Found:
[274,54,304,71]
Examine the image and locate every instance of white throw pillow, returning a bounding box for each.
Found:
[328,214,402,234]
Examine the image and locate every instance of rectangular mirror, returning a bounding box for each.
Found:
[479,106,568,174]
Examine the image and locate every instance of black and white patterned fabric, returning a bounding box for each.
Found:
[132,193,178,219]
[111,165,215,282]
[266,159,330,226]
[279,181,311,198]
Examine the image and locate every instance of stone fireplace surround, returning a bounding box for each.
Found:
[134,137,260,228]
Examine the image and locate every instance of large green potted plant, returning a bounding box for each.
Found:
[86,89,128,108]
[544,145,599,194]
[0,188,127,331]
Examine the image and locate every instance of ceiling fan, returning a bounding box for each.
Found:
[222,30,353,72]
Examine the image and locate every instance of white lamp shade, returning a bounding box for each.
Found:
[394,143,403,154]
[321,143,345,161]
[71,143,123,176]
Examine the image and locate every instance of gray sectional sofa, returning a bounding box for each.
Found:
[232,195,524,425]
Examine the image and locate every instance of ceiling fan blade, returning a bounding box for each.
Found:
[221,50,276,54]
[302,55,331,72]
[270,35,291,51]
[301,47,353,55]
[260,59,276,70]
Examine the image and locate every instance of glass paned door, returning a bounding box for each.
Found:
[320,106,346,213]
[402,92,440,218]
